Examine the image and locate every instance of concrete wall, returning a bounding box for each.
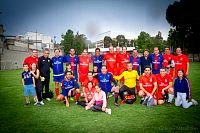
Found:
[0,49,56,70]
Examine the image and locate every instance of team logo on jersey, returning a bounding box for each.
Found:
[87,59,89,62]
[165,79,167,82]
[48,60,50,62]
[180,58,183,61]
[150,78,152,82]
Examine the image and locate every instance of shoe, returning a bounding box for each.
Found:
[39,101,44,105]
[140,100,144,104]
[34,102,41,106]
[191,99,198,106]
[106,108,112,115]
[120,100,125,105]
[114,102,119,107]
[75,101,78,104]
[24,103,29,106]
[46,98,51,101]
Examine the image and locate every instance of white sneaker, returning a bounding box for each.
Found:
[46,98,51,101]
[106,108,112,115]
[39,101,44,105]
[34,102,38,105]
[191,99,198,106]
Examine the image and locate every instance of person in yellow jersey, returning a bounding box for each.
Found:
[114,62,139,104]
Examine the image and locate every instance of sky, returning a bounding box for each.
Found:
[0,0,177,43]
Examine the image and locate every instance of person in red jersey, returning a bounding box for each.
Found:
[174,48,189,77]
[138,66,157,105]
[82,71,99,93]
[77,81,95,107]
[103,46,117,76]
[23,49,38,70]
[156,68,174,105]
[162,47,175,78]
[78,49,92,83]
[116,46,130,86]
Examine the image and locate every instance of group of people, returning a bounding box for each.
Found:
[21,46,198,115]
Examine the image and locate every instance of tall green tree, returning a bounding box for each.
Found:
[61,29,74,53]
[166,0,200,55]
[116,35,126,47]
[103,36,112,48]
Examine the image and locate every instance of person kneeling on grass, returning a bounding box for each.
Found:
[56,71,79,107]
[114,62,139,105]
[22,64,40,106]
[85,85,111,115]
[77,81,95,107]
[174,69,198,109]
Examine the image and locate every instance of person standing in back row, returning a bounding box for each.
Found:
[38,48,52,101]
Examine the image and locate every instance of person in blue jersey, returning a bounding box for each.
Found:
[56,71,79,107]
[150,47,163,74]
[174,69,198,109]
[22,64,40,106]
[52,49,64,98]
[130,49,141,75]
[98,65,119,106]
[64,48,79,81]
[92,48,103,73]
[140,49,152,74]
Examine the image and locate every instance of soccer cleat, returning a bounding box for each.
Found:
[39,101,44,105]
[106,108,112,115]
[120,100,125,105]
[114,102,120,107]
[46,98,51,101]
[191,99,198,106]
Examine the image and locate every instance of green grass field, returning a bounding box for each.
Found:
[0,63,200,133]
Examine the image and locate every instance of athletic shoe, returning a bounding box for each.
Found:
[24,103,29,106]
[140,100,144,104]
[34,102,41,106]
[106,108,112,115]
[120,100,125,105]
[191,99,198,106]
[46,98,51,101]
[108,92,114,98]
[75,101,78,104]
[114,102,120,107]
[39,101,44,105]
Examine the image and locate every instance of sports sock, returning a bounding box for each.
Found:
[114,93,119,103]
[168,94,174,103]
[75,93,80,102]
[55,88,59,97]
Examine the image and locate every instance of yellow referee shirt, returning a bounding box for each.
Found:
[114,70,139,88]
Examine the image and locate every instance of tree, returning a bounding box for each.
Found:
[166,0,200,56]
[61,29,74,54]
[103,36,112,48]
[116,35,126,47]
[61,29,88,55]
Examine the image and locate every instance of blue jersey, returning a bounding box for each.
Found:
[61,78,79,90]
[52,56,64,76]
[64,54,79,81]
[151,54,163,74]
[22,71,33,85]
[92,55,103,73]
[130,56,141,75]
[98,72,117,95]
[174,77,191,99]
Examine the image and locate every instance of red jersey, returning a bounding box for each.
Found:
[174,54,189,76]
[84,87,95,102]
[116,52,130,75]
[82,78,99,88]
[78,55,92,82]
[139,74,157,93]
[163,54,174,77]
[23,56,38,69]
[156,74,172,99]
[103,52,117,75]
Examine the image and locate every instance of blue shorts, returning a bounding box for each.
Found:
[102,87,112,96]
[62,89,70,97]
[24,84,36,96]
[53,75,64,82]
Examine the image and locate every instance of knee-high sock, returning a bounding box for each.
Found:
[75,93,80,102]
[168,94,174,103]
[55,88,59,97]
[114,93,119,103]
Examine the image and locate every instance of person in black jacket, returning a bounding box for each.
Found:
[38,48,52,101]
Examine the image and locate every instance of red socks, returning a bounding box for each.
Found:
[75,93,80,102]
[55,88,59,97]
